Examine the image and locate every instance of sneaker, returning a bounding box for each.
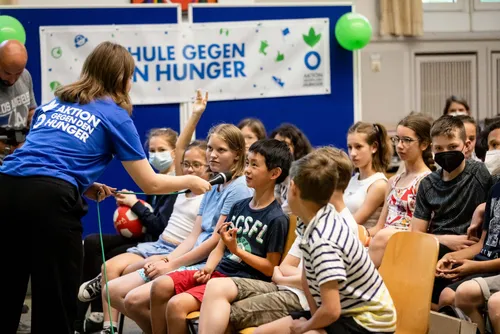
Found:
[78,273,102,302]
[17,320,31,334]
[84,312,104,333]
[100,327,118,334]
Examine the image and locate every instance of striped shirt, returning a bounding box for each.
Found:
[299,204,396,332]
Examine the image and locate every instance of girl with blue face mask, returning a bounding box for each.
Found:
[147,128,177,175]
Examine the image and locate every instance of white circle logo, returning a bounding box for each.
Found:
[33,114,46,129]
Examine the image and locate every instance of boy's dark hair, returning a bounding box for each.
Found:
[443,95,470,115]
[477,120,500,161]
[431,115,467,142]
[248,139,293,184]
[270,123,313,161]
[315,146,353,192]
[289,149,338,206]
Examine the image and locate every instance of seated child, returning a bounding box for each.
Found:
[367,114,434,266]
[411,115,493,259]
[434,180,499,332]
[147,138,293,334]
[344,122,391,227]
[273,148,396,334]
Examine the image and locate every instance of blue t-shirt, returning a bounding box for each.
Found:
[194,175,253,249]
[0,98,145,192]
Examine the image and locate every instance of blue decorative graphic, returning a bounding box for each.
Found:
[272,76,285,88]
[74,34,88,48]
[282,28,290,36]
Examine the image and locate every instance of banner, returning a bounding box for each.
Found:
[40,19,330,105]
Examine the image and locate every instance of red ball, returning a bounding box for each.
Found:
[113,200,153,238]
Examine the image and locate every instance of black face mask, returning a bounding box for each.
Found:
[434,151,465,173]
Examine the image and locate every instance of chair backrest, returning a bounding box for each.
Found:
[280,214,297,264]
[378,232,439,334]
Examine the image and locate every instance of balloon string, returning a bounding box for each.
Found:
[97,201,116,334]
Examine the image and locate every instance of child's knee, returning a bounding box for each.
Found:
[488,292,500,318]
[166,294,192,317]
[455,280,484,310]
[206,277,235,299]
[151,276,175,301]
[123,288,148,313]
[439,287,456,307]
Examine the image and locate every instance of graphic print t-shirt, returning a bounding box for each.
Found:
[0,98,145,192]
[215,197,289,281]
[0,70,37,128]
[475,182,500,261]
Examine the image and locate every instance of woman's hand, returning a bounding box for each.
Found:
[188,175,212,195]
[84,183,116,202]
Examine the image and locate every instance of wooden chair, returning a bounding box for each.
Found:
[357,224,371,247]
[378,231,439,334]
[187,215,298,334]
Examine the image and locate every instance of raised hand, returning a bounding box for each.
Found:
[192,89,209,114]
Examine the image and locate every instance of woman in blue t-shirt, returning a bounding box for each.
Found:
[0,41,210,334]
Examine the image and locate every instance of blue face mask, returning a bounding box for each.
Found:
[149,151,173,172]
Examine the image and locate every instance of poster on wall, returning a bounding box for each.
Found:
[39,18,330,105]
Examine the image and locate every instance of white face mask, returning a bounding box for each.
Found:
[484,150,500,175]
[149,151,173,172]
[448,111,468,117]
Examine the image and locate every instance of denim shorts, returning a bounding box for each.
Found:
[126,238,177,258]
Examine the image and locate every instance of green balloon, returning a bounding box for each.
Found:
[335,12,372,51]
[0,15,26,44]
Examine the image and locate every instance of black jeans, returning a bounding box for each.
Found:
[0,174,87,334]
[75,233,141,327]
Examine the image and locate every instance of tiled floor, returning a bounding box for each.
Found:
[21,297,143,334]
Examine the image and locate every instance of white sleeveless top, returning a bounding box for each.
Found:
[343,172,387,214]
[161,193,204,243]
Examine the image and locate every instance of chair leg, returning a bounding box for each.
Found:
[187,316,199,334]
[118,313,125,334]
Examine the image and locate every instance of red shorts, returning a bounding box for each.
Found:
[167,270,227,302]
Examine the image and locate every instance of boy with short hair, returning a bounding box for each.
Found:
[411,115,493,253]
[148,138,293,334]
[410,115,494,304]
[286,148,396,334]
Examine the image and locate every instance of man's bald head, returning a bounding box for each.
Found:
[0,40,28,86]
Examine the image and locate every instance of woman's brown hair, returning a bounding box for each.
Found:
[55,41,135,114]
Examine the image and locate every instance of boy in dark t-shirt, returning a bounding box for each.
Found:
[411,115,493,256]
[434,181,500,332]
[148,138,293,334]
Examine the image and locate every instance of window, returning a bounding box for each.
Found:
[474,0,500,10]
[423,0,465,11]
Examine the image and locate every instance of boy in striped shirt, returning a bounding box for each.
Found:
[286,148,396,334]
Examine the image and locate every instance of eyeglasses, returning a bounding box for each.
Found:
[181,161,207,170]
[391,136,418,146]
